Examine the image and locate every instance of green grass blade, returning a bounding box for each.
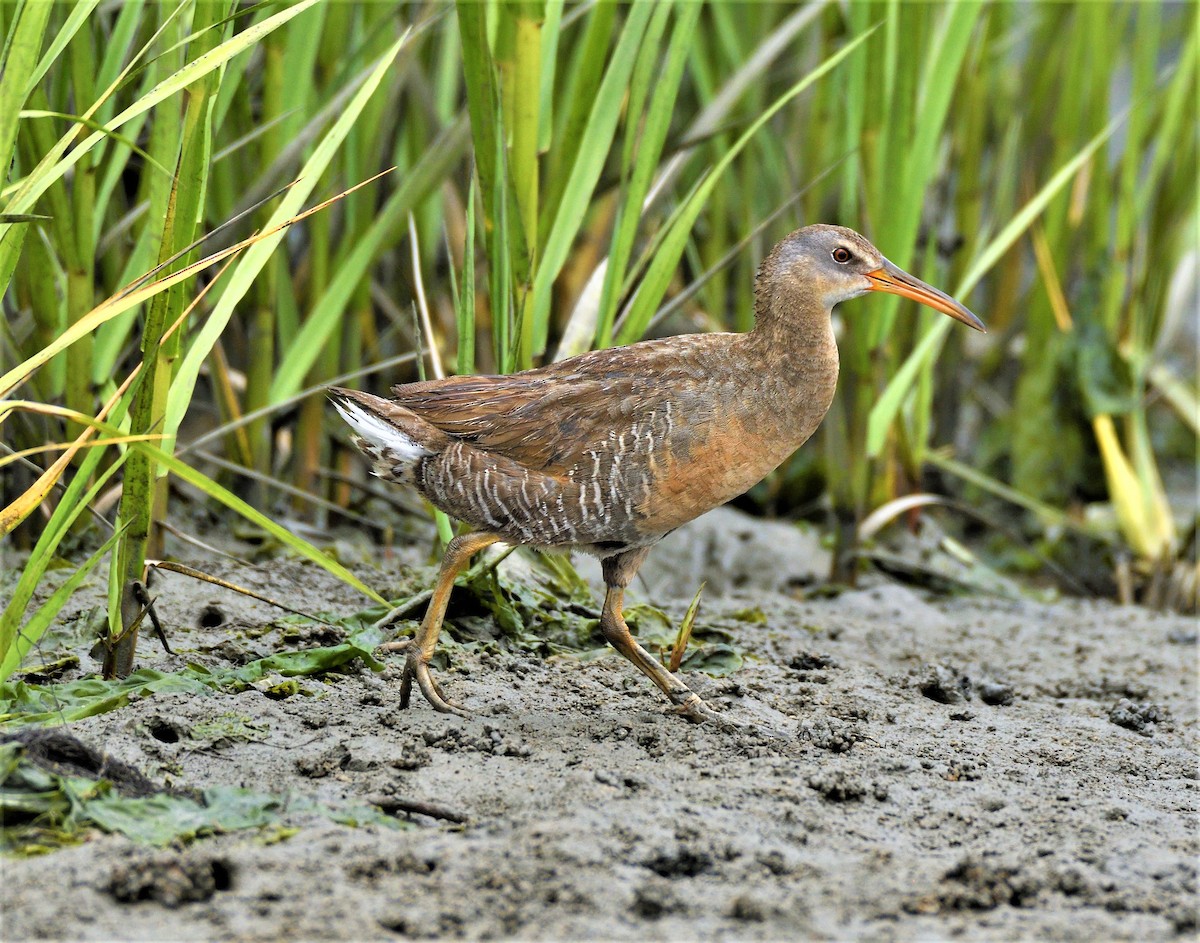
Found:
[455,0,502,266]
[456,173,479,376]
[166,29,411,443]
[0,0,52,294]
[588,0,697,349]
[0,0,323,221]
[537,0,563,152]
[506,0,543,257]
[1,523,129,680]
[268,116,470,402]
[616,28,874,345]
[94,0,147,95]
[0,0,51,187]
[869,1,981,348]
[529,2,654,351]
[18,109,172,179]
[865,106,1128,458]
[927,452,1085,535]
[0,443,131,678]
[541,1,618,228]
[136,442,389,607]
[15,407,390,609]
[22,0,103,100]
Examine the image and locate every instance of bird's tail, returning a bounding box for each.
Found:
[328,387,438,485]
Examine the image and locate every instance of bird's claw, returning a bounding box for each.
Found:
[379,637,412,653]
[398,648,469,717]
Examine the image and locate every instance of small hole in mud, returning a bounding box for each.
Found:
[198,605,226,628]
[147,718,180,743]
[210,860,234,891]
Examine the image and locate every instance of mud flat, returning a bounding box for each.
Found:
[3,511,1196,941]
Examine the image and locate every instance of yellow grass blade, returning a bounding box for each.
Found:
[0,170,391,398]
[1092,414,1175,559]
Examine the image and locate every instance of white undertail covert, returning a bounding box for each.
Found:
[331,396,431,482]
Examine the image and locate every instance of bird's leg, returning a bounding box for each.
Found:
[387,531,502,716]
[599,552,723,725]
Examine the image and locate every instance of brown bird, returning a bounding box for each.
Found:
[330,224,984,724]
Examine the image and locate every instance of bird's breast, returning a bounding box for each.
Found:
[633,349,839,536]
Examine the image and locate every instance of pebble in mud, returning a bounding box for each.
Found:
[978,679,1016,705]
[728,893,770,922]
[1167,625,1197,645]
[377,909,441,939]
[631,883,685,920]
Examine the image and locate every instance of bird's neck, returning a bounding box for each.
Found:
[750,278,836,350]
[738,291,840,448]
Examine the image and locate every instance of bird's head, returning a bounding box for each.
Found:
[759,224,986,332]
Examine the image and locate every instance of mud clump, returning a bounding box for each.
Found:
[421,725,531,757]
[917,664,972,704]
[789,651,839,671]
[388,739,433,771]
[295,742,351,778]
[905,857,1040,913]
[1048,676,1150,701]
[632,884,685,920]
[797,717,863,753]
[642,846,715,878]
[728,893,771,922]
[1109,698,1169,735]
[347,852,439,881]
[107,854,233,907]
[807,770,867,802]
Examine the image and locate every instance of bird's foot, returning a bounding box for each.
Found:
[667,690,729,726]
[398,647,469,718]
[666,689,786,738]
[378,637,411,653]
[369,590,433,637]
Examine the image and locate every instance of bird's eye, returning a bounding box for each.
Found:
[832,247,853,264]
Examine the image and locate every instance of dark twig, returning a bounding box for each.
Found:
[367,795,470,824]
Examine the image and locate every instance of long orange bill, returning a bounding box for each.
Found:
[865,259,986,332]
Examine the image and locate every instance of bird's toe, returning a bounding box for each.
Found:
[398,650,470,717]
[379,637,412,653]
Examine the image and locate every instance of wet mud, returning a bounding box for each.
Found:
[3,509,1196,941]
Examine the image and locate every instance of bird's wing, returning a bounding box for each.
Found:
[390,338,713,477]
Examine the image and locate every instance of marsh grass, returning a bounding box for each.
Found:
[1,1,1195,679]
